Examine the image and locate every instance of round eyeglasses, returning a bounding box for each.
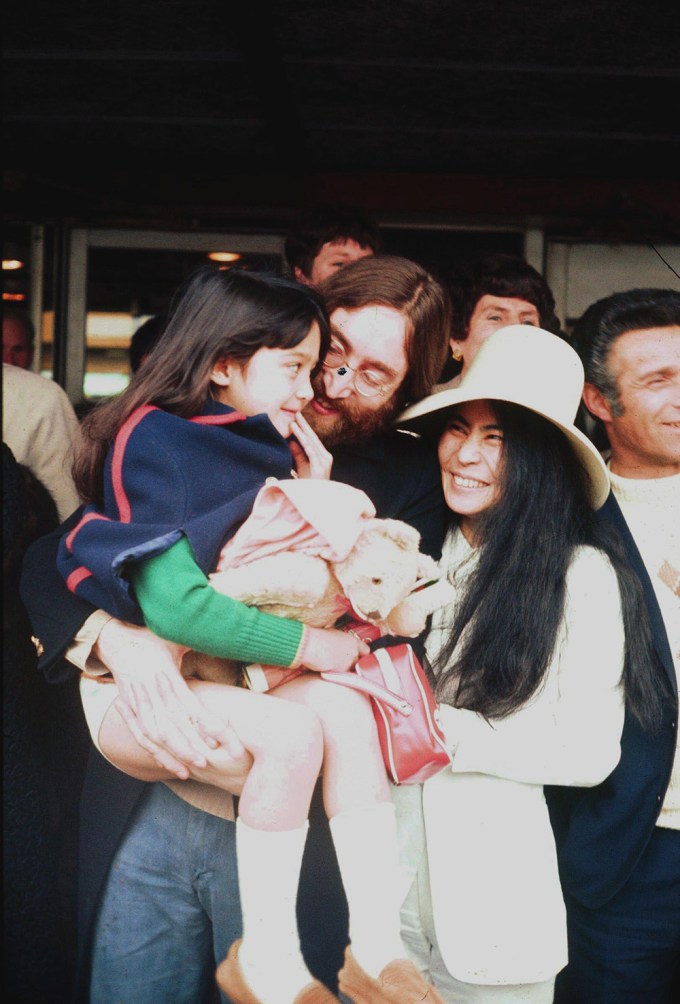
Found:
[322,341,394,398]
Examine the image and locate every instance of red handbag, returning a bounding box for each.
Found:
[244,642,451,785]
[321,644,451,785]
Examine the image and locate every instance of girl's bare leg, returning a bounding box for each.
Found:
[275,673,391,816]
[99,680,323,826]
[275,674,408,978]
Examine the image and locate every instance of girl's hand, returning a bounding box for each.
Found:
[289,413,333,480]
[296,625,370,673]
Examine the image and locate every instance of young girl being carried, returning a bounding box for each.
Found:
[58,266,441,1004]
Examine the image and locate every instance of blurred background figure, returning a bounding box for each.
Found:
[3,306,35,370]
[3,362,80,520]
[3,442,89,1004]
[129,314,166,374]
[284,203,383,286]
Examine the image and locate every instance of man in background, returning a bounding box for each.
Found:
[129,314,166,373]
[547,287,680,1004]
[284,203,382,286]
[3,306,36,369]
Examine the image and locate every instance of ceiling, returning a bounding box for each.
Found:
[4,0,680,235]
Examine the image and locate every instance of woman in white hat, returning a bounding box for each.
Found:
[390,326,663,1003]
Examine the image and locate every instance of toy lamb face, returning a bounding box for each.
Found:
[332,519,425,623]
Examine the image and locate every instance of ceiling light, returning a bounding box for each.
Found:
[208,251,241,263]
[3,258,24,270]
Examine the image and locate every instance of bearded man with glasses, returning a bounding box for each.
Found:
[301,256,452,562]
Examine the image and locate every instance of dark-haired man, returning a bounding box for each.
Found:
[546,287,680,1004]
[21,254,450,1003]
[284,203,382,287]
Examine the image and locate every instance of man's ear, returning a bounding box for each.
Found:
[294,266,313,286]
[210,359,231,386]
[583,382,613,423]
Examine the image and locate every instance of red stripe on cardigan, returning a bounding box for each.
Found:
[65,510,111,552]
[190,412,247,425]
[111,406,247,521]
[66,566,93,593]
[111,405,159,523]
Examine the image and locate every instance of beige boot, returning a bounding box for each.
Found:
[337,946,446,1004]
[216,939,341,1004]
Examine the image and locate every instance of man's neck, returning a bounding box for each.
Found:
[609,456,680,480]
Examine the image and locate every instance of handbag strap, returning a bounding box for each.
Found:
[320,668,414,716]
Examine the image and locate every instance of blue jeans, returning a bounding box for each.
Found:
[90,783,241,1004]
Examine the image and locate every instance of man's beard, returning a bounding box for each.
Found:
[305,383,404,449]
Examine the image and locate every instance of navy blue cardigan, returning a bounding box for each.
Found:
[56,402,294,623]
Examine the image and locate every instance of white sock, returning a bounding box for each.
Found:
[329,802,406,977]
[236,818,312,1004]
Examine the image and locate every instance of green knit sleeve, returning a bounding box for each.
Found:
[129,536,304,667]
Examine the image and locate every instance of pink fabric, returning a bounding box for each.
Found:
[216,479,376,570]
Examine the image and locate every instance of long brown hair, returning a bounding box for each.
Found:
[73,266,330,504]
[318,254,451,404]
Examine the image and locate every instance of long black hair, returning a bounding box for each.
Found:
[433,402,665,732]
[73,266,330,504]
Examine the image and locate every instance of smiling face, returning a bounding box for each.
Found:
[211,322,320,438]
[438,399,504,543]
[453,295,540,374]
[305,305,409,447]
[586,325,680,478]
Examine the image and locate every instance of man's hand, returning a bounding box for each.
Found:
[95,619,245,780]
[289,413,333,479]
[184,721,254,797]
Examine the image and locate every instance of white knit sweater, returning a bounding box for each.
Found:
[610,469,680,830]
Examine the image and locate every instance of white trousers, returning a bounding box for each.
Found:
[400,838,555,1003]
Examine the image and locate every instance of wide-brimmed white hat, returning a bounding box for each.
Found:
[397,324,610,509]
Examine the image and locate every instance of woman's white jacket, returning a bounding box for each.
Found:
[397,530,627,985]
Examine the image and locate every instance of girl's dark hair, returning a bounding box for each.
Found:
[433,402,665,732]
[73,266,330,504]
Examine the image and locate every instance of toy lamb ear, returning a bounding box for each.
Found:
[416,552,441,580]
[363,518,421,551]
[383,574,456,637]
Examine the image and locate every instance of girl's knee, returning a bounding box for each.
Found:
[262,700,324,766]
[305,679,375,735]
